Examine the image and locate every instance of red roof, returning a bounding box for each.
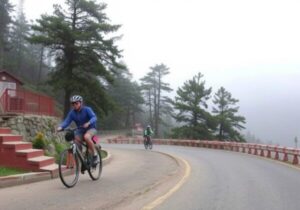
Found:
[0,70,24,85]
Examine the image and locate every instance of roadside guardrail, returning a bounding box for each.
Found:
[106,136,300,165]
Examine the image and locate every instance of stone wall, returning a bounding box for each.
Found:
[0,115,64,143]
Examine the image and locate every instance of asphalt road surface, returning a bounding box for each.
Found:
[1,144,300,210]
[154,145,300,210]
[0,146,179,210]
[106,144,300,210]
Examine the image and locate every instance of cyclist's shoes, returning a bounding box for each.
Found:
[81,165,86,174]
[92,155,99,167]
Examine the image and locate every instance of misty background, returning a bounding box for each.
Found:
[10,0,300,147]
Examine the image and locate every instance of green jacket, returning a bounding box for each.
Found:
[144,128,153,137]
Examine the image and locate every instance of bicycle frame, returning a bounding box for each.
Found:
[145,136,151,144]
[59,128,102,188]
[68,141,91,170]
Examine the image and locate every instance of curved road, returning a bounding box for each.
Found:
[0,147,180,210]
[1,144,300,210]
[108,144,300,210]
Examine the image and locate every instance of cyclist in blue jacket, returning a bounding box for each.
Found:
[57,95,98,166]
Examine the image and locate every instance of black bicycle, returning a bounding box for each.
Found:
[144,136,153,150]
[58,129,102,188]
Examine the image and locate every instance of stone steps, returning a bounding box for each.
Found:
[0,127,57,175]
[16,149,44,158]
[0,135,23,143]
[0,127,12,134]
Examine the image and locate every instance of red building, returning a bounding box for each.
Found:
[0,71,23,96]
[0,70,56,116]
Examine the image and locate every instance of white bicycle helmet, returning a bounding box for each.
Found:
[70,95,83,103]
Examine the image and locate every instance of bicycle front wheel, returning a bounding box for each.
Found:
[59,149,79,188]
[144,139,148,149]
[88,147,102,180]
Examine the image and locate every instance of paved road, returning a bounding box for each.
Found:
[154,145,300,210]
[0,147,179,210]
[2,144,300,210]
[106,144,300,210]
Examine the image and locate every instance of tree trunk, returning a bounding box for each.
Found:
[156,70,161,137]
[219,123,223,141]
[148,89,153,127]
[62,5,77,118]
[38,46,44,87]
[63,89,71,118]
[125,107,130,128]
[153,79,158,137]
[0,46,3,69]
[132,111,136,128]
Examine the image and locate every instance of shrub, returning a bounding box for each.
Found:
[55,142,67,154]
[54,142,67,163]
[32,132,47,149]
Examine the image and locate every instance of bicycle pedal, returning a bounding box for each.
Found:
[81,166,86,174]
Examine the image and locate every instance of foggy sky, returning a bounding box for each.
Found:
[11,0,300,147]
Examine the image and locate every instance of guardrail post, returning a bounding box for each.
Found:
[267,146,271,158]
[260,146,265,157]
[292,153,299,165]
[242,146,246,153]
[283,147,288,162]
[248,147,252,154]
[230,143,233,151]
[292,149,299,165]
[274,147,279,160]
[236,144,239,152]
[254,145,258,155]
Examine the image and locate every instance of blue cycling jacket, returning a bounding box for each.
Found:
[60,106,97,132]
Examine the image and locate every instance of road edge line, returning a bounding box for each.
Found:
[141,153,191,210]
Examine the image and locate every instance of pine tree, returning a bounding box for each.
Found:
[172,73,216,139]
[212,87,246,141]
[140,63,172,137]
[140,71,155,127]
[3,0,51,88]
[29,0,124,117]
[9,0,30,76]
[0,0,13,68]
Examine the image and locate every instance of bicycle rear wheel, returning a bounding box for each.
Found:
[88,147,102,180]
[149,140,153,150]
[59,149,79,188]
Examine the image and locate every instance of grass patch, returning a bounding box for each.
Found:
[101,150,108,159]
[0,167,28,177]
